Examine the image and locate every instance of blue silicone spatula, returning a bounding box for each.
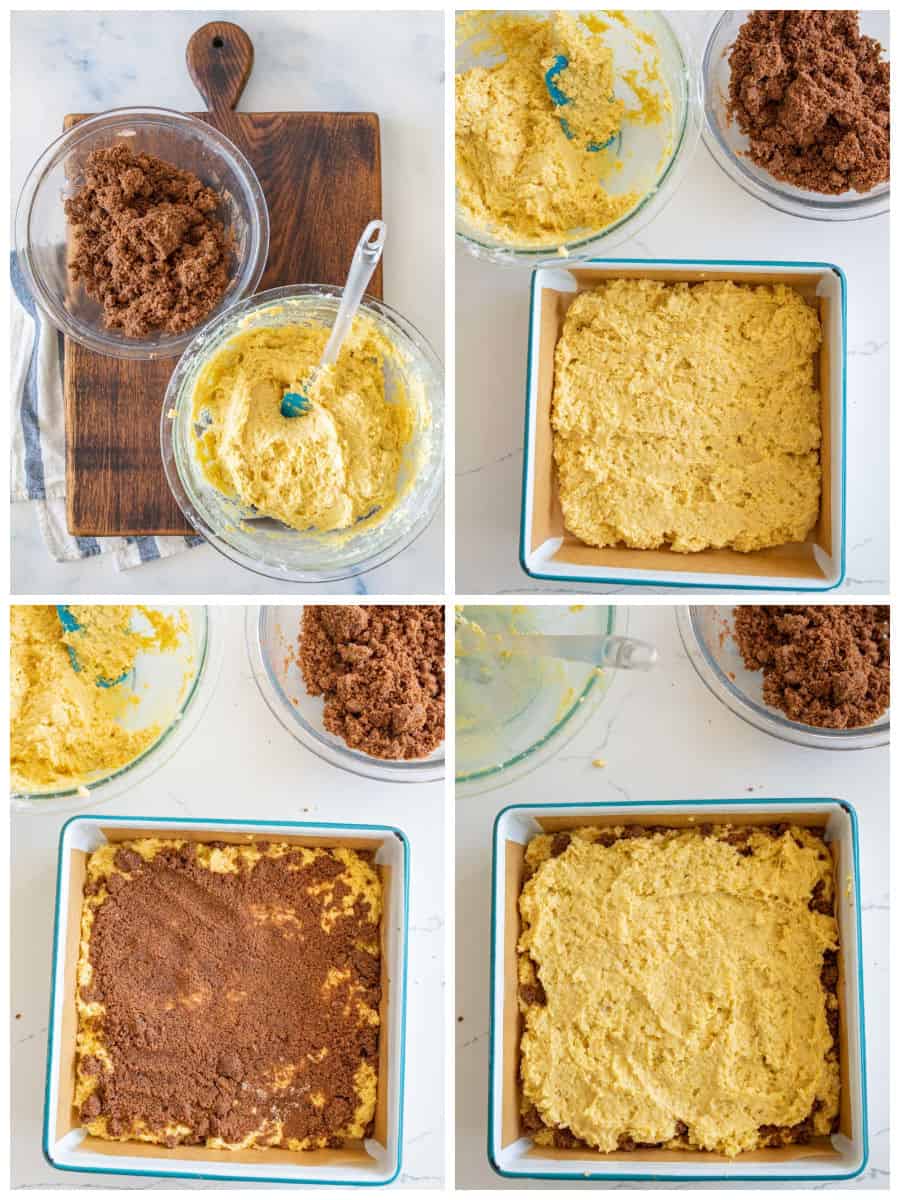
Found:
[56,605,129,687]
[544,54,621,153]
[456,618,658,671]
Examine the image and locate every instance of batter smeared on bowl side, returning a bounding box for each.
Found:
[10,605,187,793]
[455,10,672,246]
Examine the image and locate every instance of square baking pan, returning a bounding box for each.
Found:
[488,799,867,1182]
[519,259,847,591]
[43,814,409,1186]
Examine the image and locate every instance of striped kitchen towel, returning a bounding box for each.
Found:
[10,253,204,569]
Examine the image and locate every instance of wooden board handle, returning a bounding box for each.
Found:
[186,21,253,113]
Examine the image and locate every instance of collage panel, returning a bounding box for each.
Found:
[455,601,889,1188]
[12,8,444,596]
[5,2,894,1196]
[455,9,888,595]
[11,602,446,1187]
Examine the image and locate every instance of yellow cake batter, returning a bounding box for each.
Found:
[76,839,381,1150]
[518,825,840,1156]
[192,317,414,532]
[455,11,669,245]
[552,280,823,553]
[10,606,186,793]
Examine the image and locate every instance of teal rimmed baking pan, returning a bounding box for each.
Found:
[520,258,847,591]
[488,798,867,1181]
[44,814,409,1186]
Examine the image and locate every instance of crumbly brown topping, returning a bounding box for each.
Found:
[734,605,890,729]
[298,605,445,760]
[77,841,381,1149]
[727,10,889,195]
[64,144,232,337]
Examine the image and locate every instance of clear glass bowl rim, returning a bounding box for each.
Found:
[676,606,889,750]
[245,606,445,784]
[454,10,703,262]
[11,606,226,813]
[161,284,445,585]
[14,105,270,359]
[456,606,625,795]
[701,10,890,223]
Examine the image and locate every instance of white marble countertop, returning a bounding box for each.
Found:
[455,11,888,596]
[11,606,445,1189]
[11,9,444,595]
[456,605,888,1189]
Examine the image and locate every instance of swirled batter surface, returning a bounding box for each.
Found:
[455,11,668,245]
[552,280,823,552]
[10,605,184,792]
[192,318,414,532]
[518,825,840,1156]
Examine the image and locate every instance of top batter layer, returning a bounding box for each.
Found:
[192,316,414,533]
[518,824,840,1157]
[75,839,382,1151]
[455,11,669,246]
[552,280,823,553]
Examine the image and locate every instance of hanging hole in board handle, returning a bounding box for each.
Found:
[186,22,254,113]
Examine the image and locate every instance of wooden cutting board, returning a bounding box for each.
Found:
[64,21,382,537]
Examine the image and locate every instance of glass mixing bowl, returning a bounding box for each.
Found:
[703,11,889,221]
[14,107,269,359]
[246,606,445,783]
[11,606,225,814]
[163,287,444,584]
[456,605,628,795]
[677,606,889,750]
[455,10,702,264]
[15,109,267,360]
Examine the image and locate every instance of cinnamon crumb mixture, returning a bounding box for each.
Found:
[75,839,381,1151]
[735,605,889,728]
[728,11,889,195]
[298,605,445,760]
[65,144,232,337]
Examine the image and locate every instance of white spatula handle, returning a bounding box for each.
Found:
[536,634,658,670]
[458,631,658,671]
[320,220,386,370]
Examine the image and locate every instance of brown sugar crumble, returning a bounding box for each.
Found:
[75,840,381,1150]
[734,605,890,729]
[298,605,445,760]
[728,10,889,195]
[64,144,232,337]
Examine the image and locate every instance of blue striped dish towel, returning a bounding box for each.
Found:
[11,254,204,569]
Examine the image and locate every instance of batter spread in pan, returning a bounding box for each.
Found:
[75,839,382,1150]
[552,280,822,553]
[518,824,840,1156]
